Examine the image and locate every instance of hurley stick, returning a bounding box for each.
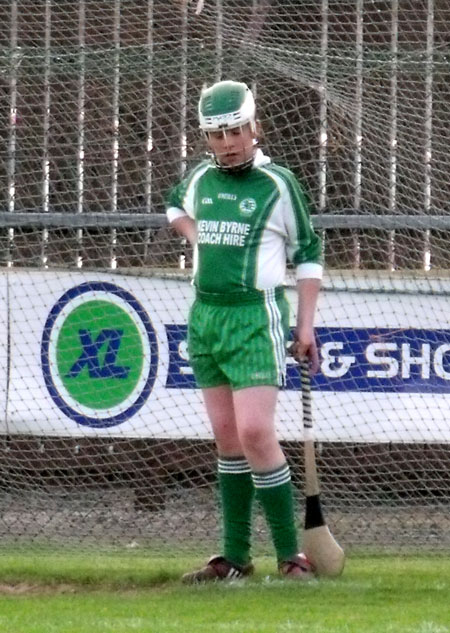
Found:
[300,360,345,578]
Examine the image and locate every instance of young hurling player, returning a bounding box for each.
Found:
[166,80,323,582]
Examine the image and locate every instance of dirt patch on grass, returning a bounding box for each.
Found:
[0,582,79,595]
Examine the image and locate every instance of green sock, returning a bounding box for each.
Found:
[218,457,254,567]
[252,463,298,563]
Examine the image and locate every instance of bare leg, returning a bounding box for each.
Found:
[233,385,285,472]
[202,385,242,456]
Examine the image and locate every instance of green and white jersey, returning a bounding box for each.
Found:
[166,150,323,295]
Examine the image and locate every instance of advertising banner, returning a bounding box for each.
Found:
[2,270,450,442]
[0,273,8,420]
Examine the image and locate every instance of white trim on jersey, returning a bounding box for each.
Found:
[166,206,187,223]
[182,163,213,218]
[252,148,272,168]
[254,167,293,289]
[297,262,324,280]
[256,166,323,288]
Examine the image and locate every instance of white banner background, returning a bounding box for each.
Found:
[1,270,449,442]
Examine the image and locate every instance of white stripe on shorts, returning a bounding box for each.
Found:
[263,288,286,387]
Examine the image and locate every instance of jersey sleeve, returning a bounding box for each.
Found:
[283,171,323,280]
[165,160,211,224]
[166,178,193,223]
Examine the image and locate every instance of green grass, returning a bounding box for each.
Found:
[0,550,449,633]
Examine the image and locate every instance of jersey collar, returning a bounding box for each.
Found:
[252,149,271,167]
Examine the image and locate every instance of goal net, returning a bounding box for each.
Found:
[0,0,449,554]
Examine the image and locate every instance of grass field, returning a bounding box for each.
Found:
[0,550,449,633]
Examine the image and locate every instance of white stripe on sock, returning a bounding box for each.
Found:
[252,464,291,489]
[218,458,252,475]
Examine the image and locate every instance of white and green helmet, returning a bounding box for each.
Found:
[198,80,256,132]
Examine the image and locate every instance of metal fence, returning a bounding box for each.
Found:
[0,0,449,272]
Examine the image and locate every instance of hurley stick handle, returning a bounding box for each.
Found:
[300,360,320,497]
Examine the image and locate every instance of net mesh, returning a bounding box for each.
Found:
[0,0,449,553]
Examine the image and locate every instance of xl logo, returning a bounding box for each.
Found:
[66,329,130,379]
[41,282,158,428]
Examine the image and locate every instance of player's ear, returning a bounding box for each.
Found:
[254,119,263,144]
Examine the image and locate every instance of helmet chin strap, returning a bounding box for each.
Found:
[213,152,256,173]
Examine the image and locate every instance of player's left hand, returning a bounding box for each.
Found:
[289,328,320,374]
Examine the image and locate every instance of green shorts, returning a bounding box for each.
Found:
[188,288,290,390]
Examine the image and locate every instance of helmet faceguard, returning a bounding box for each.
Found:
[198,81,257,171]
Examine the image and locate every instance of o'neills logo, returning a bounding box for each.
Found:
[41,282,158,428]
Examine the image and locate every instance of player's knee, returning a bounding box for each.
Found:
[215,436,242,455]
[212,418,241,454]
[239,422,272,456]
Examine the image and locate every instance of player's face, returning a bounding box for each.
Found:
[205,123,256,168]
